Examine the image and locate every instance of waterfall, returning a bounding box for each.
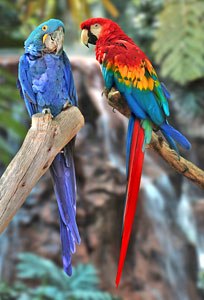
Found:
[0,216,19,280]
[143,153,193,300]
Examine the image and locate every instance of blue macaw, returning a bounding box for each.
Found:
[17,19,80,276]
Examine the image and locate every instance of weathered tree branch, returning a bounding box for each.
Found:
[0,106,84,234]
[104,88,204,191]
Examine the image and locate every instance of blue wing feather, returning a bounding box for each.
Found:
[102,65,114,89]
[131,89,165,125]
[124,93,147,120]
[161,82,170,99]
[161,122,191,151]
[63,52,78,106]
[18,54,38,116]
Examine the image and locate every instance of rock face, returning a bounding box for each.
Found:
[0,57,203,300]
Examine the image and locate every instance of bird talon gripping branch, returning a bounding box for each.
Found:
[42,108,53,117]
[62,101,72,111]
[81,18,191,287]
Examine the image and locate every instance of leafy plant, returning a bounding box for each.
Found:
[198,270,204,290]
[0,68,27,166]
[0,0,119,49]
[153,0,204,85]
[0,0,23,47]
[0,253,121,300]
[103,0,164,60]
[7,0,118,39]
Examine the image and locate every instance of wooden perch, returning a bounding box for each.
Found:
[0,106,84,234]
[104,88,204,191]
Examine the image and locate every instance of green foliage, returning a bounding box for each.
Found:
[172,80,204,117]
[0,0,23,47]
[198,270,204,290]
[0,68,27,166]
[153,0,204,85]
[0,253,121,300]
[104,0,164,60]
[0,0,119,46]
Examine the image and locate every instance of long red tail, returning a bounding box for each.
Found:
[115,118,145,288]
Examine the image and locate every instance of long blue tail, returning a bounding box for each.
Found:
[160,122,191,156]
[50,141,80,276]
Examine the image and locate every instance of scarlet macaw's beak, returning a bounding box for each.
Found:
[81,29,89,48]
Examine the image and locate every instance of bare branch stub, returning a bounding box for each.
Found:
[0,106,84,234]
[104,88,204,191]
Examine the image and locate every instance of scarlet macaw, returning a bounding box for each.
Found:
[17,19,80,276]
[80,18,191,287]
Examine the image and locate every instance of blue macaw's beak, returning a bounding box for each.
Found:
[43,26,64,55]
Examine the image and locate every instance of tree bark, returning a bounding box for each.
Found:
[0,106,84,234]
[105,88,204,191]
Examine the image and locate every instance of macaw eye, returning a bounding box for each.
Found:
[42,25,47,31]
[94,24,99,28]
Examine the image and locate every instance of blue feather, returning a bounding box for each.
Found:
[60,215,73,276]
[161,122,191,151]
[102,65,114,89]
[124,93,147,119]
[161,82,170,99]
[63,52,78,106]
[161,131,180,158]
[131,89,165,125]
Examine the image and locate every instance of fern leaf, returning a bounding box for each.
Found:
[153,0,204,85]
[16,253,120,300]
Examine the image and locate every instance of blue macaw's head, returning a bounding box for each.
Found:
[25,19,65,56]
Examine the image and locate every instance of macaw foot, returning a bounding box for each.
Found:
[42,108,53,119]
[102,87,110,97]
[153,124,160,132]
[62,101,72,111]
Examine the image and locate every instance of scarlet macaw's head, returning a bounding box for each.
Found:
[81,18,123,47]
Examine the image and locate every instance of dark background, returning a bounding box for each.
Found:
[0,1,204,299]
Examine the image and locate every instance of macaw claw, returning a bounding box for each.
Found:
[42,108,53,118]
[102,87,110,97]
[63,101,72,111]
[42,108,53,119]
[42,108,52,115]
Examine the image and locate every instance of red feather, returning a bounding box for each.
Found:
[115,119,144,288]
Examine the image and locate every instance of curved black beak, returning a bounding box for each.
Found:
[81,29,97,47]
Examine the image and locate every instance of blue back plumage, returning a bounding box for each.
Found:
[18,19,80,277]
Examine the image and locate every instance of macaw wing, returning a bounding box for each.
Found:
[101,42,170,126]
[18,54,38,117]
[62,51,78,106]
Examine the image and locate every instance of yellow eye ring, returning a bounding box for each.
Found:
[42,25,47,31]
